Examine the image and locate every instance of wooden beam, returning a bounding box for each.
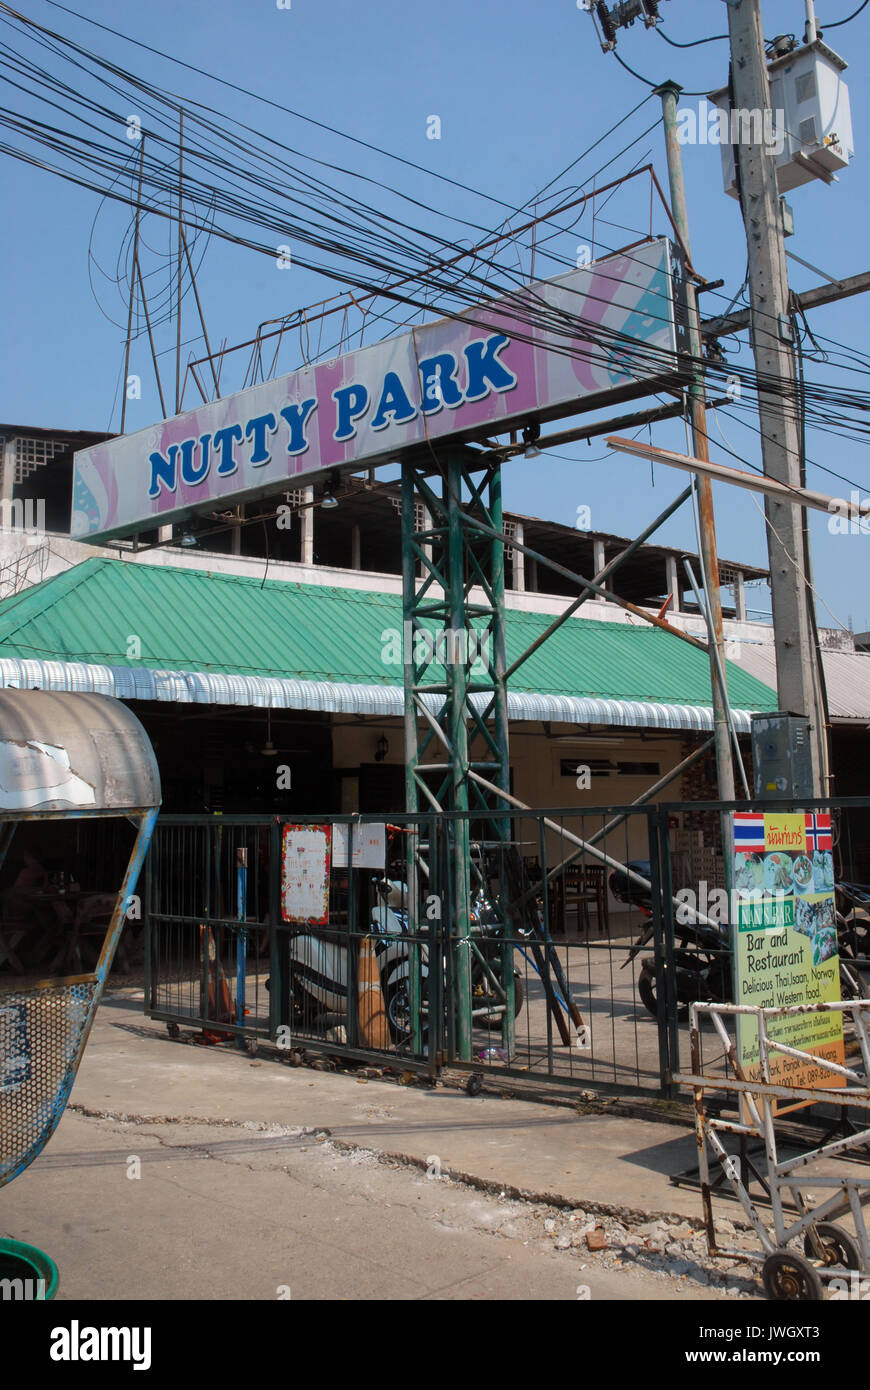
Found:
[606,435,870,520]
[702,270,870,339]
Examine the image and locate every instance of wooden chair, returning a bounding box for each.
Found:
[0,916,27,973]
[0,894,61,974]
[74,893,120,972]
[522,857,564,935]
[559,865,610,935]
[583,865,610,934]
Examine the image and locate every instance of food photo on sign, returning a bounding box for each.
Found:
[731,811,845,1100]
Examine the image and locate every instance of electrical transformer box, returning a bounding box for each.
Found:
[711,39,853,198]
[751,712,814,800]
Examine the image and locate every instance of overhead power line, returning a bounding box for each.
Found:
[28,0,525,216]
[2,0,869,487]
[4,0,855,395]
[5,78,867,464]
[30,0,654,234]
[611,47,719,97]
[825,1,870,27]
[656,27,727,48]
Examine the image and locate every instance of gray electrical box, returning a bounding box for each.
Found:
[751,712,814,800]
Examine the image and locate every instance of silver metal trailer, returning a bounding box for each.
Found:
[679,999,870,1300]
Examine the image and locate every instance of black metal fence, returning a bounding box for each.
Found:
[143,798,870,1096]
[143,807,672,1088]
[145,817,273,1049]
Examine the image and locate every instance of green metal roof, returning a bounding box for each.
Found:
[0,557,777,726]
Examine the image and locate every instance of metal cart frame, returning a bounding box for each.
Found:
[678,999,870,1299]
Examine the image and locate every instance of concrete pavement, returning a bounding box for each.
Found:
[0,989,779,1300]
[62,990,711,1221]
[7,1110,729,1301]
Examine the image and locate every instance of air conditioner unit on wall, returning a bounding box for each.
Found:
[710,38,853,198]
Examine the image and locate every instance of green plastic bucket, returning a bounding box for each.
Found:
[0,1237,58,1300]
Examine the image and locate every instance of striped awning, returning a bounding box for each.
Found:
[0,557,778,733]
[0,656,760,732]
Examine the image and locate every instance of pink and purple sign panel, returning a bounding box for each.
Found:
[72,238,682,542]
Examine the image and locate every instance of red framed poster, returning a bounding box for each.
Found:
[281,824,332,925]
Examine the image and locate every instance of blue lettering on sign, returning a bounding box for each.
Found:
[246,413,278,466]
[333,384,369,442]
[180,435,212,486]
[418,353,463,415]
[463,333,517,402]
[143,334,523,505]
[279,398,318,455]
[148,443,179,498]
[371,372,418,432]
[212,424,244,476]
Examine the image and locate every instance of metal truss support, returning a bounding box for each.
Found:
[400,453,728,1063]
[401,451,510,1061]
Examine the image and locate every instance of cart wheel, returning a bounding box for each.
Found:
[803,1222,862,1271]
[166,1022,181,1040]
[762,1250,824,1301]
[245,1038,259,1057]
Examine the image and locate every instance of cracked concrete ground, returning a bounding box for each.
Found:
[6,988,863,1301]
[6,1110,731,1301]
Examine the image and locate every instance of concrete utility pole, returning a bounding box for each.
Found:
[725,0,824,793]
[657,80,736,801]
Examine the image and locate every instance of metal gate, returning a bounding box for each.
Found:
[145,816,274,1049]
[143,798,870,1103]
[144,798,870,1098]
[144,807,676,1093]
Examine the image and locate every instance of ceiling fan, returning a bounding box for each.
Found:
[242,711,308,757]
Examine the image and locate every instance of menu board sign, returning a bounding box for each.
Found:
[332,823,386,871]
[732,811,844,1100]
[281,824,332,925]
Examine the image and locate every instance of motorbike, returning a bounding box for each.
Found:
[283,878,421,1041]
[610,862,869,1021]
[610,861,731,1020]
[284,877,524,1044]
[835,882,870,966]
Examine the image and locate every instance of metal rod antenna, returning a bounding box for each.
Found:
[134,253,167,420]
[120,136,146,435]
[175,107,184,416]
[181,229,220,400]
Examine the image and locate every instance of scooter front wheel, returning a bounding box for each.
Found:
[386,980,411,1040]
[638,961,690,1021]
[288,969,322,1030]
[385,980,428,1045]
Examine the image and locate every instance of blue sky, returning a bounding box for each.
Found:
[1,0,868,627]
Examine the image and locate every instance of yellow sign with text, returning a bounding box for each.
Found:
[732,811,844,1107]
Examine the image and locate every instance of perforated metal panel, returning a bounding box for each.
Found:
[0,979,97,1188]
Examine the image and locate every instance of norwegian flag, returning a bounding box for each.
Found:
[805,813,833,853]
[733,812,766,853]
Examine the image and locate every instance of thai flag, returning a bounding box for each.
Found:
[733,812,766,853]
[805,813,832,853]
